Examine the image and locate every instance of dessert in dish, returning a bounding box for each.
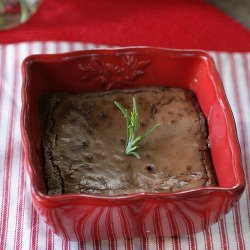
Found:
[40,87,217,195]
[22,47,245,239]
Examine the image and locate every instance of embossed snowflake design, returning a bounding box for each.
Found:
[79,55,151,89]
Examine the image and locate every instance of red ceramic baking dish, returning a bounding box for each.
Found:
[21,47,245,241]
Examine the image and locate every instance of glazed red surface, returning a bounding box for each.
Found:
[21,48,245,241]
[1,0,250,52]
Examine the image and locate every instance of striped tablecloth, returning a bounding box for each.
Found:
[0,42,249,250]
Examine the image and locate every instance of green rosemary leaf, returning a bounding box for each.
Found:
[129,151,140,159]
[114,101,128,117]
[134,124,160,144]
[114,97,160,159]
[126,145,138,153]
[132,97,139,130]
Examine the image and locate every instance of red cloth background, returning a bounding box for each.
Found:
[0,0,250,51]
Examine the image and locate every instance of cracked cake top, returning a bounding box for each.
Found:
[40,87,217,195]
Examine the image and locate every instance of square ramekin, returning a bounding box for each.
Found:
[21,47,245,241]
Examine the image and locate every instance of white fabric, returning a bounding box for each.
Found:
[0,42,249,249]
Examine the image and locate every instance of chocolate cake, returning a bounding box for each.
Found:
[40,88,217,195]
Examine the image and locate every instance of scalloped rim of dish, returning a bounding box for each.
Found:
[21,46,245,204]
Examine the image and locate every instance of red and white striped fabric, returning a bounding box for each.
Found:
[0,42,249,250]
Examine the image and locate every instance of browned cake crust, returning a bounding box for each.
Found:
[40,87,217,195]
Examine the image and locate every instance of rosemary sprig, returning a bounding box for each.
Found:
[114,97,160,159]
